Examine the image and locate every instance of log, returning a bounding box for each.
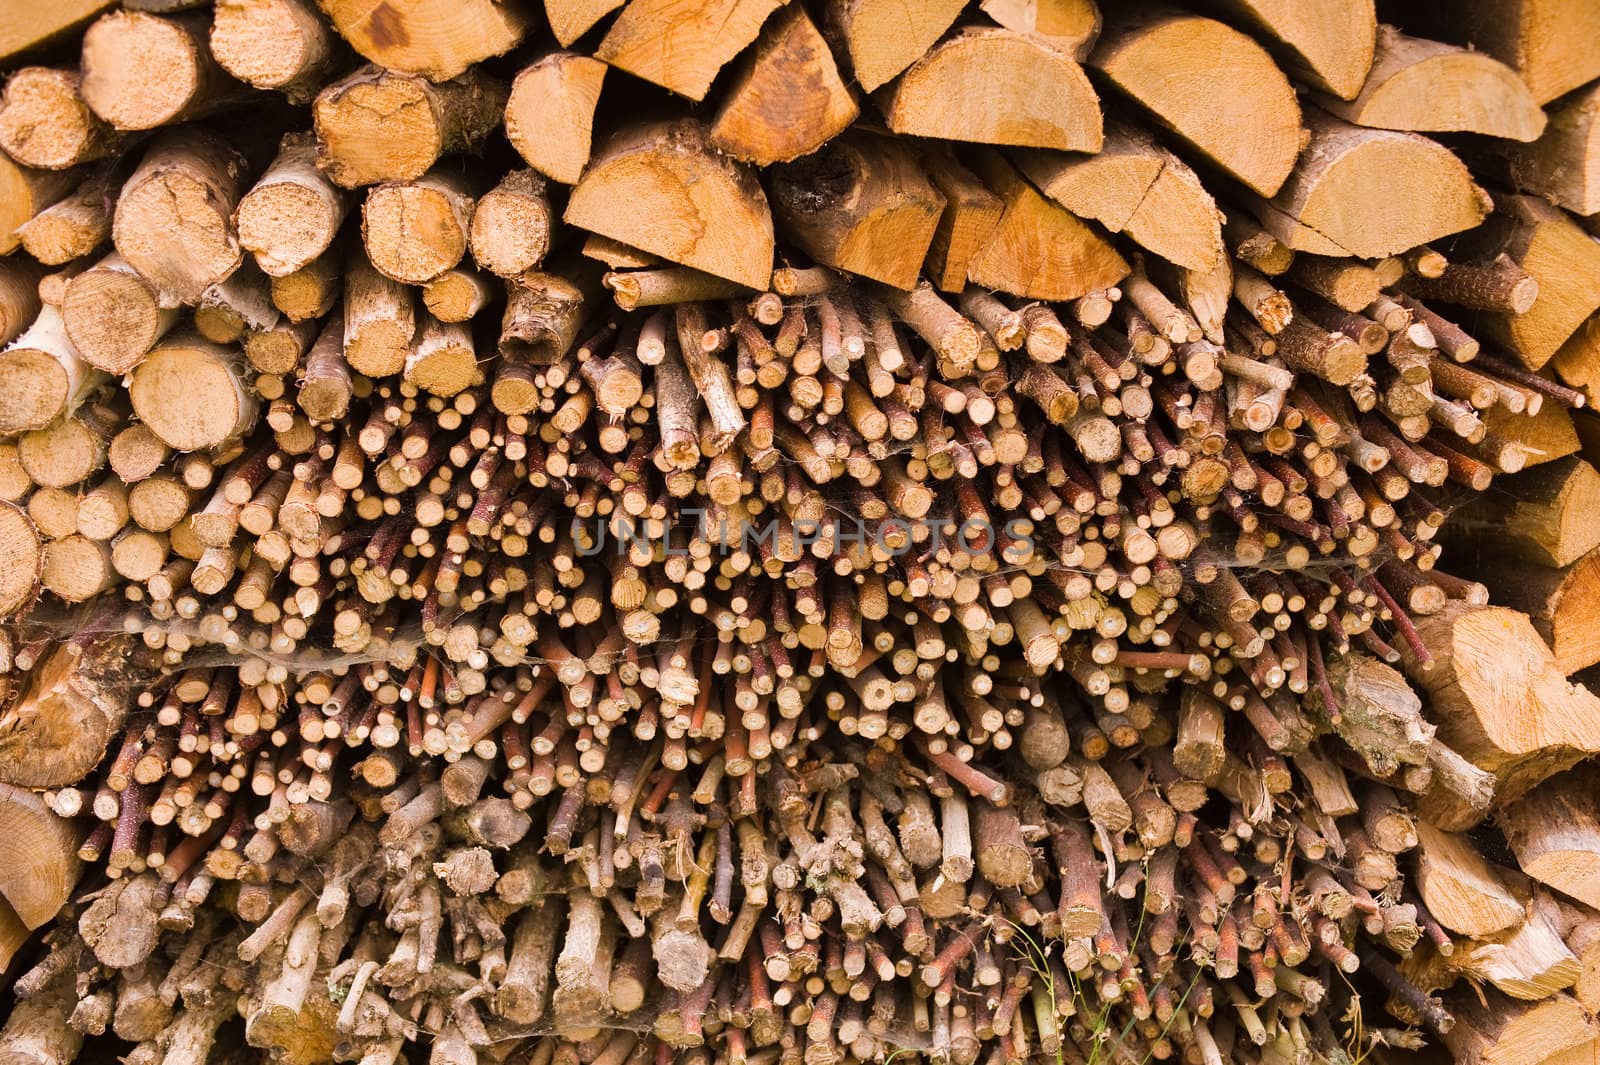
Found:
[0,640,130,788]
[595,0,784,102]
[1500,767,1600,911]
[0,152,76,255]
[0,502,41,616]
[127,331,259,451]
[0,306,101,434]
[504,53,606,185]
[311,65,506,190]
[209,0,333,103]
[236,135,348,278]
[1459,196,1600,370]
[877,27,1102,151]
[1207,0,1375,99]
[921,151,1002,293]
[0,67,117,170]
[1507,83,1600,215]
[1017,120,1225,270]
[1412,0,1600,105]
[61,254,178,374]
[111,128,248,307]
[0,969,82,1065]
[14,173,110,265]
[964,152,1131,302]
[1252,112,1490,259]
[315,0,528,81]
[821,0,966,92]
[1464,549,1600,674]
[1406,604,1600,809]
[79,11,234,131]
[709,7,858,165]
[977,0,1099,59]
[468,170,552,279]
[768,131,944,291]
[1448,457,1600,569]
[0,0,113,63]
[1089,5,1304,196]
[1413,821,1524,939]
[1318,24,1546,141]
[360,168,474,284]
[566,121,774,290]
[0,785,79,929]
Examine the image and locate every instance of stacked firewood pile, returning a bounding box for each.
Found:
[5,0,1600,1063]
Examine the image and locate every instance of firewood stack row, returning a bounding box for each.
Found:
[3,0,1600,1063]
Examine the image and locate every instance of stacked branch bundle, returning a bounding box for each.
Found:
[6,1,1600,1064]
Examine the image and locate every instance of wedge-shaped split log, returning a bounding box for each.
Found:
[1090,6,1304,196]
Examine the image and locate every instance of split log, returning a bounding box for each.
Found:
[977,0,1099,59]
[111,129,248,307]
[504,53,606,185]
[0,67,117,170]
[1207,0,1375,99]
[545,0,624,47]
[0,639,131,788]
[1413,821,1524,938]
[315,0,528,81]
[1405,604,1600,809]
[0,785,79,929]
[1414,0,1600,104]
[821,0,966,92]
[0,502,41,616]
[877,27,1102,151]
[963,152,1130,302]
[0,0,113,62]
[595,0,784,102]
[1500,767,1600,911]
[566,121,774,289]
[1318,24,1545,141]
[1017,121,1225,270]
[1457,196,1600,369]
[709,7,858,165]
[920,151,1002,293]
[1089,6,1304,196]
[1447,457,1600,569]
[1507,83,1600,215]
[768,131,944,291]
[1252,113,1490,259]
[311,65,506,190]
